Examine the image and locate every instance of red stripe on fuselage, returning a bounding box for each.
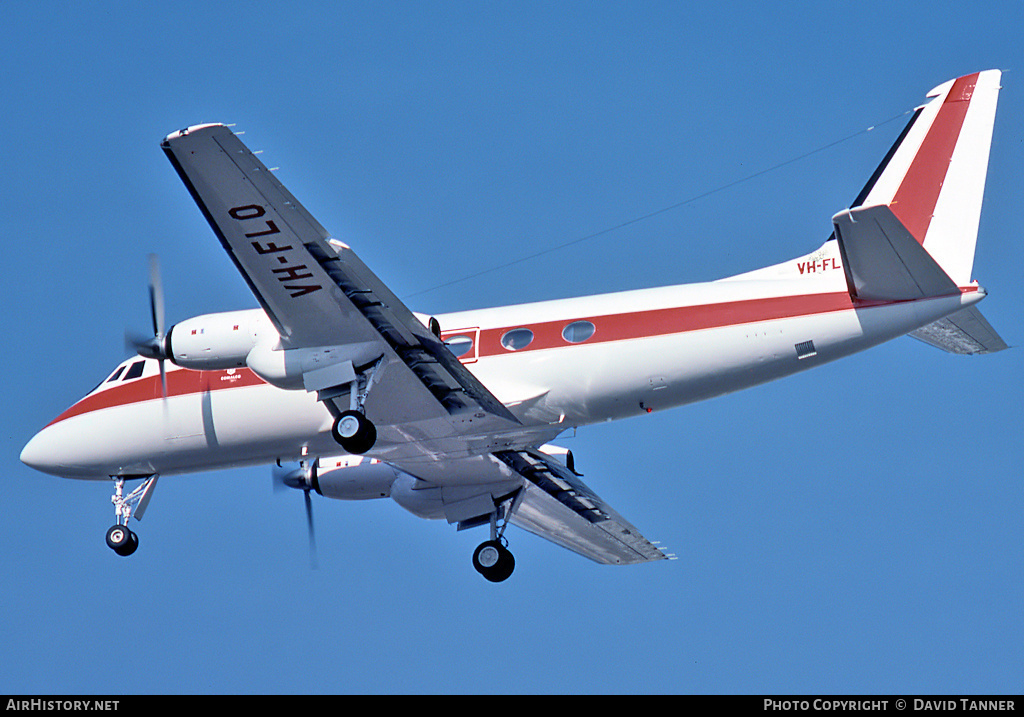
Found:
[46,366,265,428]
[474,291,857,357]
[51,287,975,427]
[890,73,978,244]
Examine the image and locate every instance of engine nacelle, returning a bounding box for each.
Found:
[389,473,445,519]
[314,457,402,501]
[245,340,383,391]
[167,309,265,370]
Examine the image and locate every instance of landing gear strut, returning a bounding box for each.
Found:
[329,359,381,454]
[105,476,157,557]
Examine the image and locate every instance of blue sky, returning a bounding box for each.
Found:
[2,1,1021,694]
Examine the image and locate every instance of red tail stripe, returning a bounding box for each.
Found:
[890,73,979,244]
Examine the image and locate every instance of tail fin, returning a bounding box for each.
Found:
[834,70,1007,355]
[850,70,1002,286]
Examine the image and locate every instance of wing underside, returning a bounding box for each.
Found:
[161,123,518,448]
[496,450,668,565]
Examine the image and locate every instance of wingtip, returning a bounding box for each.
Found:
[162,123,226,144]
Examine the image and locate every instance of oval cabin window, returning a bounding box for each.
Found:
[500,328,534,351]
[444,335,474,358]
[561,320,595,343]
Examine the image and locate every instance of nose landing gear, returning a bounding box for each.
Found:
[105,475,158,557]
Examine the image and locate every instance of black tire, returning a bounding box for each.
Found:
[118,530,139,557]
[105,525,137,556]
[331,410,377,454]
[473,540,515,582]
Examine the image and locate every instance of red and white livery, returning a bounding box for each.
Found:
[21,71,1006,581]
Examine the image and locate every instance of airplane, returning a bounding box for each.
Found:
[21,70,1007,582]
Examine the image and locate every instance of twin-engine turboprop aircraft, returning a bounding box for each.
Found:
[21,71,1007,581]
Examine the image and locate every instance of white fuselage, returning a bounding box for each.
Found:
[21,242,983,483]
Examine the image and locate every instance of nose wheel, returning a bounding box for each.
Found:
[104,476,157,557]
[105,524,139,556]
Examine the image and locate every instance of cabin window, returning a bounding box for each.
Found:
[123,360,146,380]
[444,335,474,358]
[561,320,596,344]
[500,328,534,351]
[106,366,126,383]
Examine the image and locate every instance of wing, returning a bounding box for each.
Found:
[496,450,669,565]
[401,448,668,565]
[161,124,518,452]
[162,125,665,566]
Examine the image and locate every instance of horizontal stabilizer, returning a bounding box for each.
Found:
[832,204,959,301]
[910,305,1008,354]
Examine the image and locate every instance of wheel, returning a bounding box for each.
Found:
[472,540,515,582]
[331,410,377,454]
[119,530,139,557]
[105,525,138,557]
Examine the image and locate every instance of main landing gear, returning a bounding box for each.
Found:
[471,492,523,582]
[331,410,376,455]
[329,358,383,455]
[105,476,157,557]
[473,539,515,583]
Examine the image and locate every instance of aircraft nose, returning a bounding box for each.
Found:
[21,428,59,476]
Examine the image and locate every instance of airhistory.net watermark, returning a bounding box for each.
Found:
[6,701,118,712]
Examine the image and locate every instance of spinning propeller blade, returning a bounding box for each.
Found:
[126,254,169,397]
[272,460,319,569]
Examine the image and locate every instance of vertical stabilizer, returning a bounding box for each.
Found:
[856,70,1001,286]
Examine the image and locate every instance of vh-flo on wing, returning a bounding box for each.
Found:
[21,71,1005,581]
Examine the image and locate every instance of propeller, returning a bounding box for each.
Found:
[273,460,319,569]
[126,254,170,397]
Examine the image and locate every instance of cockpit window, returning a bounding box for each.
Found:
[123,361,145,380]
[106,366,126,383]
